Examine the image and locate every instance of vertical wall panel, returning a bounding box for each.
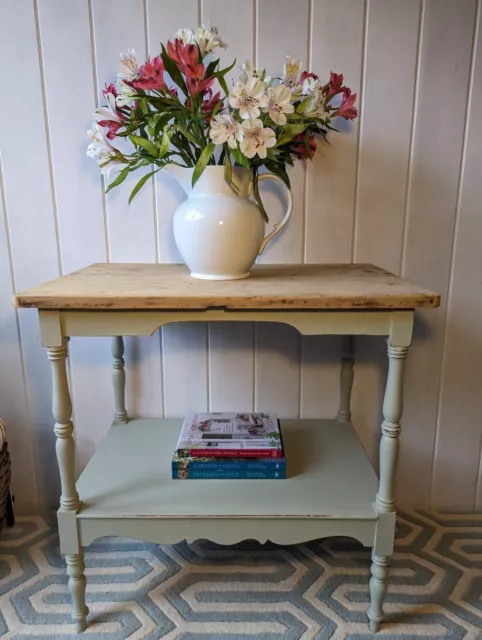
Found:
[0,172,37,512]
[305,0,364,264]
[36,0,112,474]
[92,0,157,264]
[435,5,482,510]
[163,324,208,416]
[301,0,364,427]
[255,324,301,418]
[202,0,256,413]
[0,0,60,509]
[92,0,163,428]
[399,0,476,508]
[147,0,208,417]
[147,0,198,263]
[257,0,309,264]
[351,0,421,472]
[254,0,308,415]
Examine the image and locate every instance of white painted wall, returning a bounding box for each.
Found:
[1,0,481,513]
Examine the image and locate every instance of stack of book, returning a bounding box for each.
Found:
[172,412,286,479]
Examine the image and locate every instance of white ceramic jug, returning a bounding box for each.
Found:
[165,165,292,280]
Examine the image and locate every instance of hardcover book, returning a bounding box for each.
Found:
[172,454,286,479]
[175,412,282,458]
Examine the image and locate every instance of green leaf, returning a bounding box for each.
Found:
[231,147,250,168]
[275,123,308,147]
[296,96,311,114]
[211,99,224,118]
[130,135,159,157]
[214,71,229,97]
[175,123,198,145]
[265,161,291,189]
[192,142,216,187]
[128,169,159,204]
[224,148,239,194]
[205,59,219,78]
[218,58,236,77]
[158,129,171,159]
[161,43,188,95]
[252,168,269,223]
[105,165,130,193]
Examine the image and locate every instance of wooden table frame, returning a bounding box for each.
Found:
[40,306,413,633]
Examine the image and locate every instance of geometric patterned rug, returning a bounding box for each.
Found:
[1,513,482,639]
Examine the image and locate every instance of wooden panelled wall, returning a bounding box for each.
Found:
[1,0,481,513]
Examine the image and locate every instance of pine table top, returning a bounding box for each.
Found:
[13,263,440,311]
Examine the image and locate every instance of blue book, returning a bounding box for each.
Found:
[172,456,286,479]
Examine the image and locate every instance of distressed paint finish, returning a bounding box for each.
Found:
[32,287,416,632]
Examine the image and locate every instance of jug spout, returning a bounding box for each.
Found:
[164,164,193,195]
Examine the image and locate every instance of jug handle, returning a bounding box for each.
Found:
[257,173,293,255]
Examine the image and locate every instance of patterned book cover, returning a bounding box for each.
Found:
[175,412,282,458]
[172,459,286,480]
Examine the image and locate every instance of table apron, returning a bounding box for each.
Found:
[39,309,414,347]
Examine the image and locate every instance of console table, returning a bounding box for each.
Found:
[14,263,439,633]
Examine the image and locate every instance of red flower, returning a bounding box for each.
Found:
[133,55,166,91]
[167,40,198,71]
[336,88,358,120]
[103,82,117,98]
[325,71,344,100]
[167,39,213,96]
[185,65,214,96]
[300,71,319,83]
[202,90,222,114]
[293,133,317,159]
[97,120,123,140]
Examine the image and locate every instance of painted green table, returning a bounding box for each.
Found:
[14,263,439,633]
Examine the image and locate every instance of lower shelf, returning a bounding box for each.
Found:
[76,418,378,521]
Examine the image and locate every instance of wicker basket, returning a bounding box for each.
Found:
[0,441,12,530]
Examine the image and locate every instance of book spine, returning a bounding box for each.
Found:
[172,469,286,480]
[182,448,282,459]
[172,460,286,471]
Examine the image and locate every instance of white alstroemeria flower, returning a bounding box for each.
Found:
[116,79,137,107]
[303,90,328,120]
[195,25,227,55]
[228,78,268,119]
[282,56,302,87]
[240,118,276,159]
[94,92,122,123]
[117,49,140,81]
[240,60,271,84]
[174,27,195,44]
[263,84,294,125]
[86,124,124,176]
[302,76,321,95]
[209,114,242,148]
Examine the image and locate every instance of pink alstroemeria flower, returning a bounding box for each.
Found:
[325,71,344,100]
[133,55,166,90]
[300,71,319,83]
[201,90,222,116]
[97,120,123,139]
[167,40,198,72]
[102,83,117,99]
[293,132,317,159]
[336,88,358,120]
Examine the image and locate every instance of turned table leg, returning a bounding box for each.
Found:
[48,340,89,632]
[337,336,354,423]
[368,342,408,632]
[112,336,128,423]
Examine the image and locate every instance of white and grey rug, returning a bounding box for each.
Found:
[1,512,482,638]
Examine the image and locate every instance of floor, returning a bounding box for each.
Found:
[1,512,482,639]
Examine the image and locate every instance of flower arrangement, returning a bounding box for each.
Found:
[87,25,357,220]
